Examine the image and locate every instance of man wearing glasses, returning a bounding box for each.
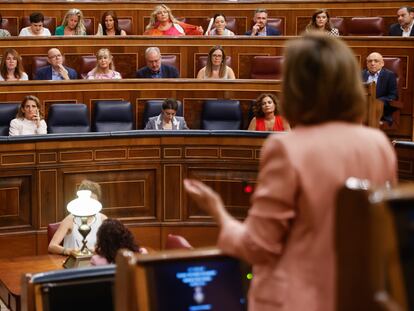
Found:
[35,48,78,80]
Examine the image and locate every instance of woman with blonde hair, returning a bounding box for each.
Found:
[144,4,203,36]
[86,48,121,80]
[306,9,339,36]
[55,8,86,36]
[248,93,290,131]
[9,95,46,135]
[196,45,235,79]
[0,48,28,81]
[185,33,396,310]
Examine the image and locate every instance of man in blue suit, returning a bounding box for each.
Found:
[362,52,398,125]
[245,9,281,36]
[389,6,414,37]
[136,47,179,78]
[35,48,78,80]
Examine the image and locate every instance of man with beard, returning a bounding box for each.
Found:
[245,8,280,36]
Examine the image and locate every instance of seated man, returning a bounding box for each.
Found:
[19,12,51,36]
[35,48,78,80]
[362,52,398,125]
[136,47,179,78]
[245,8,280,36]
[389,6,414,37]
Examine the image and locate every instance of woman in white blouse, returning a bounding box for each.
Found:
[0,49,29,81]
[9,95,47,136]
[86,48,122,80]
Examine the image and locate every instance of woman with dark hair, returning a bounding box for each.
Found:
[306,9,339,36]
[0,49,28,81]
[248,93,290,131]
[0,13,11,37]
[144,98,189,130]
[91,218,147,265]
[205,13,235,36]
[144,4,203,36]
[196,45,235,79]
[9,95,46,135]
[184,33,396,310]
[96,11,126,36]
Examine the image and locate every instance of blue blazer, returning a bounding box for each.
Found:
[389,23,414,36]
[34,65,78,80]
[362,68,398,105]
[136,64,179,78]
[245,26,280,36]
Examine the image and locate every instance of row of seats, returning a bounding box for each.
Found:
[0,15,396,36]
[0,99,244,135]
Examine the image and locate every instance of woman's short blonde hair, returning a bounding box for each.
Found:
[17,95,43,119]
[95,48,115,71]
[282,33,366,127]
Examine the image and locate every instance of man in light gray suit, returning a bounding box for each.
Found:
[144,98,189,130]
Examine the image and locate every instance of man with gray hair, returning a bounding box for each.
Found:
[136,47,179,78]
[389,6,414,36]
[245,8,280,36]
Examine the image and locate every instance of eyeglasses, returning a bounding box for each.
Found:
[48,54,62,59]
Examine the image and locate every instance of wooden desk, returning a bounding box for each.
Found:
[0,255,63,311]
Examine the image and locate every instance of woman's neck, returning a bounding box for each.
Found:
[158,21,172,30]
[65,26,75,35]
[264,112,274,120]
[97,67,110,74]
[106,27,115,35]
[7,69,17,80]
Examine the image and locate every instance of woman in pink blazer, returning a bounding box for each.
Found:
[184,33,397,311]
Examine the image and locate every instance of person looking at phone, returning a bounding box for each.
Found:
[34,48,78,80]
[245,8,280,36]
[9,95,47,136]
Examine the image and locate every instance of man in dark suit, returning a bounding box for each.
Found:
[389,6,414,37]
[362,52,398,125]
[34,48,78,80]
[245,8,280,36]
[136,47,179,78]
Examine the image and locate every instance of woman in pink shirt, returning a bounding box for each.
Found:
[184,33,396,311]
[86,48,121,80]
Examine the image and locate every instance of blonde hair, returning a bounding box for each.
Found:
[93,48,115,73]
[61,8,86,35]
[78,179,102,201]
[146,4,178,31]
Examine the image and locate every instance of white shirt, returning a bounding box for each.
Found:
[19,26,51,36]
[367,69,380,84]
[401,21,414,37]
[9,118,47,136]
[0,72,29,81]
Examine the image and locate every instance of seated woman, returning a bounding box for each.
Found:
[0,48,29,81]
[19,12,51,36]
[9,95,47,136]
[96,11,126,36]
[91,218,147,266]
[0,13,11,37]
[205,13,235,36]
[248,93,290,131]
[144,98,189,130]
[144,4,203,36]
[196,45,235,79]
[305,9,339,36]
[55,9,86,36]
[86,48,122,80]
[48,180,107,256]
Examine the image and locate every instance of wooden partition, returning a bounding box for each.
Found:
[0,36,412,137]
[0,0,409,36]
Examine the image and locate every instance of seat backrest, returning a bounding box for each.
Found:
[201,99,242,130]
[195,55,232,77]
[250,56,284,79]
[1,17,18,36]
[22,265,115,311]
[161,54,179,73]
[79,55,97,79]
[31,56,49,80]
[93,100,134,132]
[330,17,347,35]
[0,103,19,136]
[336,178,409,311]
[47,222,61,245]
[47,103,91,134]
[118,17,133,35]
[21,16,56,34]
[142,100,183,128]
[267,17,284,35]
[383,57,403,86]
[346,17,385,36]
[83,18,94,35]
[165,234,193,249]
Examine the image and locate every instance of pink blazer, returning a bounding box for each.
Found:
[218,122,397,311]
